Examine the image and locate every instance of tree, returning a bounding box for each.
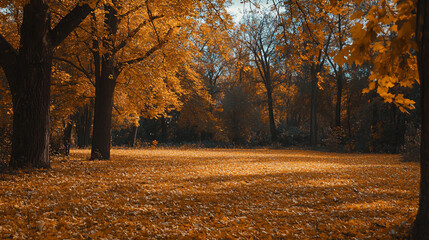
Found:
[325,2,352,128]
[0,0,95,168]
[243,12,282,142]
[273,0,332,146]
[335,0,427,237]
[413,0,429,237]
[85,0,232,159]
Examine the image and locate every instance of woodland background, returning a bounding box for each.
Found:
[1,0,428,238]
[0,0,421,162]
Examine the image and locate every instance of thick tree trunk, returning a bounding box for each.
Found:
[9,1,52,168]
[310,70,318,147]
[90,66,116,159]
[267,88,277,142]
[412,0,429,238]
[0,1,92,169]
[90,4,119,160]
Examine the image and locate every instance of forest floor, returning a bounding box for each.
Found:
[0,148,419,239]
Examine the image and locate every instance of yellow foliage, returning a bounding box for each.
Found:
[338,0,418,111]
[0,149,418,239]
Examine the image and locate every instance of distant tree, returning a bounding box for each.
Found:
[243,12,282,142]
[273,0,332,146]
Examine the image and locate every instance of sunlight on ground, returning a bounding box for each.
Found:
[0,148,419,239]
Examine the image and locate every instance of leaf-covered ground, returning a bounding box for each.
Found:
[0,149,419,239]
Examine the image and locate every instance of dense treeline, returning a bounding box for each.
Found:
[0,0,421,159]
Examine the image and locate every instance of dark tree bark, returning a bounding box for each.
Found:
[310,67,318,147]
[309,39,329,147]
[335,67,343,128]
[335,14,344,128]
[63,121,73,156]
[84,103,93,146]
[244,13,279,143]
[412,0,429,238]
[0,0,93,169]
[90,4,119,160]
[10,1,53,168]
[77,104,93,148]
[90,72,115,159]
[160,117,167,143]
[89,4,167,159]
[346,92,352,141]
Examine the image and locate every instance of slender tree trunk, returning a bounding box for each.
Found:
[77,105,92,148]
[161,117,167,143]
[310,69,318,147]
[84,103,93,146]
[77,110,85,148]
[346,93,352,141]
[267,87,277,142]
[335,14,344,128]
[129,125,138,147]
[335,67,343,128]
[63,121,73,155]
[9,1,52,168]
[412,0,429,238]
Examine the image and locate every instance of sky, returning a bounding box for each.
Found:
[226,0,246,22]
[226,0,271,23]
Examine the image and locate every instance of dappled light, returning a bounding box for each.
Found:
[0,0,428,238]
[0,149,418,239]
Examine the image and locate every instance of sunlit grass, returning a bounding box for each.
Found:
[0,148,419,239]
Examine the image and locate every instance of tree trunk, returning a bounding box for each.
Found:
[84,103,93,146]
[90,4,119,160]
[0,1,92,169]
[267,88,277,142]
[160,117,167,143]
[63,121,73,156]
[129,125,138,147]
[90,64,116,159]
[76,110,86,148]
[310,69,318,147]
[9,1,52,169]
[335,67,343,128]
[412,0,429,238]
[77,105,92,148]
[346,93,352,142]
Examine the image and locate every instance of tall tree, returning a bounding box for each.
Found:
[273,0,332,146]
[335,0,426,236]
[243,12,281,142]
[0,0,95,168]
[66,0,232,159]
[326,1,352,128]
[413,0,429,237]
